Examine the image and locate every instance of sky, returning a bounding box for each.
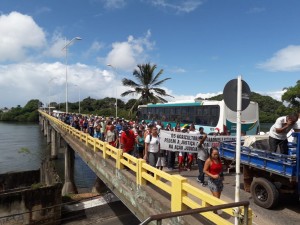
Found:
[0,0,299,108]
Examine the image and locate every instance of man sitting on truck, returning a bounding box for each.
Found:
[269,113,300,154]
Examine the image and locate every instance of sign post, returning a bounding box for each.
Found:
[223,76,250,225]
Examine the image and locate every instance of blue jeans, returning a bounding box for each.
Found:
[197,159,205,183]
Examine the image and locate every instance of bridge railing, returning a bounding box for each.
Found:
[41,111,252,225]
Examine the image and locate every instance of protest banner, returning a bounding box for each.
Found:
[159,130,237,153]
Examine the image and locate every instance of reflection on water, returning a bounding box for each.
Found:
[0,122,49,173]
[54,152,96,189]
[0,122,96,190]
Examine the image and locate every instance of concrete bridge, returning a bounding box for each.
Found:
[39,111,252,225]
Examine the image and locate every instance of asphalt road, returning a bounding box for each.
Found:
[61,166,299,225]
[176,166,300,225]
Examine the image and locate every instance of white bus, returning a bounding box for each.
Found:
[137,100,260,135]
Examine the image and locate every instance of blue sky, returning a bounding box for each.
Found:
[0,0,299,108]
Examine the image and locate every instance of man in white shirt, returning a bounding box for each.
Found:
[269,113,299,154]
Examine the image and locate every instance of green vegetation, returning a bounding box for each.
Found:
[208,81,300,123]
[282,80,300,110]
[0,99,40,122]
[18,147,31,154]
[1,76,299,123]
[31,183,43,190]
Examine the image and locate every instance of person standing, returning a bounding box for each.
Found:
[186,124,199,171]
[135,130,144,158]
[120,125,135,155]
[105,120,116,147]
[197,127,208,186]
[203,147,224,198]
[144,127,160,167]
[269,113,299,154]
[166,123,176,170]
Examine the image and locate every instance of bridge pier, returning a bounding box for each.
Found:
[62,144,78,195]
[92,177,108,194]
[40,116,44,132]
[57,132,62,150]
[47,125,51,144]
[43,120,48,137]
[51,129,58,159]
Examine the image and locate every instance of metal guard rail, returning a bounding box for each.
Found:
[140,201,250,225]
[40,111,252,225]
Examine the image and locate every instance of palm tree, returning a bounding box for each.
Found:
[121,63,173,112]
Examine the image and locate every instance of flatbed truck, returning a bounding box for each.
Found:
[219,132,300,209]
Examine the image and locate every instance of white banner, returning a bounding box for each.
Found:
[159,130,237,153]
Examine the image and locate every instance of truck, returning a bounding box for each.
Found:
[219,132,300,209]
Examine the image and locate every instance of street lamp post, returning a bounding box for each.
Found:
[62,37,82,114]
[107,64,118,118]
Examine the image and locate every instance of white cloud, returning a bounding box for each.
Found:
[105,30,155,71]
[258,45,300,72]
[256,90,285,101]
[44,33,66,58]
[34,6,52,15]
[168,67,186,73]
[83,41,104,58]
[101,0,126,9]
[162,87,221,102]
[147,0,203,13]
[0,12,46,62]
[0,62,118,108]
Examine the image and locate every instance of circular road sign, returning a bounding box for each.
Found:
[223,79,251,112]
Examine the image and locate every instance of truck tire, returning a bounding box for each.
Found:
[250,177,279,209]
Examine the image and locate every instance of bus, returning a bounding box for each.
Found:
[136,100,260,135]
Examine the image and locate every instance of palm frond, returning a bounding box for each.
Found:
[152,77,171,87]
[122,78,139,88]
[151,68,164,84]
[155,95,169,103]
[122,62,172,107]
[120,90,136,97]
[152,88,174,98]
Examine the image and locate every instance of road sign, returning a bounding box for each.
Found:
[223,78,251,111]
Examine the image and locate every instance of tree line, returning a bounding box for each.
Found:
[0,63,299,123]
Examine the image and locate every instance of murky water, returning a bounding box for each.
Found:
[0,121,96,189]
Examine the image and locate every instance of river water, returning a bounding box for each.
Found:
[0,121,96,190]
[0,121,272,188]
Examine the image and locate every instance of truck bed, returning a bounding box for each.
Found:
[219,138,297,178]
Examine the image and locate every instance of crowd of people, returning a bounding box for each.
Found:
[51,112,227,199]
[49,110,300,201]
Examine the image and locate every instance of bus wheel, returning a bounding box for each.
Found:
[250,177,279,209]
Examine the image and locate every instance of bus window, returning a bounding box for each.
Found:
[181,107,188,115]
[189,107,195,115]
[196,107,204,116]
[164,108,170,121]
[181,107,194,123]
[203,107,209,116]
[158,107,164,117]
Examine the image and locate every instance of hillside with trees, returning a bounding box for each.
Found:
[0,99,40,122]
[1,75,299,124]
[208,92,290,123]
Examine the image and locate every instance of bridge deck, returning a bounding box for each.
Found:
[40,111,253,225]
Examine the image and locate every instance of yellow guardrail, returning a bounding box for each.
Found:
[40,111,252,225]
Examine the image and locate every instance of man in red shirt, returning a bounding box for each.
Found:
[120,125,135,155]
